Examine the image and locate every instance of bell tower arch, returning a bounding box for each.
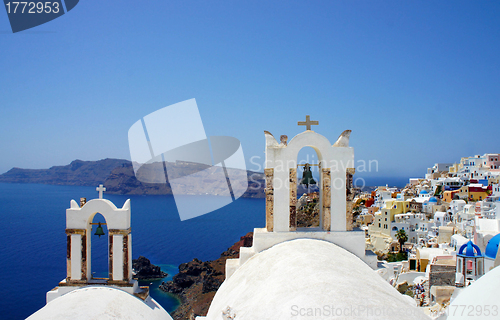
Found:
[225,116,379,279]
[46,185,151,303]
[264,119,354,232]
[64,190,132,286]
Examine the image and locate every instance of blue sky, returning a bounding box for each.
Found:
[1,1,499,178]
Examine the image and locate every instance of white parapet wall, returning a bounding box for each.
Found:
[46,280,140,303]
[225,228,377,279]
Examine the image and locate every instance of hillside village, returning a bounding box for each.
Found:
[25,118,500,320]
[351,153,500,318]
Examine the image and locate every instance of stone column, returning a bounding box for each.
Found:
[346,168,356,231]
[265,168,274,232]
[108,234,113,280]
[81,234,87,280]
[289,168,297,231]
[66,234,71,279]
[322,168,331,231]
[123,234,129,281]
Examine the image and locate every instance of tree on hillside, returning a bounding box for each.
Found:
[434,185,442,197]
[395,229,408,253]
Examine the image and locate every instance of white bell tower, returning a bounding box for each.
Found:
[46,186,147,303]
[225,117,378,279]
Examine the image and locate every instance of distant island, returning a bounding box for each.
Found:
[0,158,265,198]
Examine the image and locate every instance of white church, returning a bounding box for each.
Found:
[27,117,430,320]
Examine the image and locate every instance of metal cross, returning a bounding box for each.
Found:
[96,184,106,199]
[298,115,319,131]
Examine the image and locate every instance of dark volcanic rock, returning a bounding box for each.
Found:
[173,273,196,288]
[132,256,168,280]
[159,232,253,320]
[201,276,222,294]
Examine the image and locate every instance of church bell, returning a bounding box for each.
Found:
[300,164,316,187]
[94,222,105,238]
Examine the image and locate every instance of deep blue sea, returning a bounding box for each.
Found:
[0,183,265,320]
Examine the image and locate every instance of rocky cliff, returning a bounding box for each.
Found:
[159,232,253,320]
[0,159,265,198]
[0,158,129,186]
[132,256,168,280]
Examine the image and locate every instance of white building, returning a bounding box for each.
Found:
[374,186,395,209]
[434,211,451,228]
[455,204,476,237]
[426,163,453,179]
[492,183,500,197]
[442,177,464,190]
[475,213,500,251]
[456,154,496,180]
[449,199,466,216]
[392,212,432,243]
[450,234,469,251]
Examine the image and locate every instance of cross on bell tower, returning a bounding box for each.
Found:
[298,115,319,131]
[96,184,106,199]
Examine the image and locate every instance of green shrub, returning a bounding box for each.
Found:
[387,252,408,262]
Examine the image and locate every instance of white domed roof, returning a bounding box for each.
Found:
[27,286,172,320]
[204,239,428,320]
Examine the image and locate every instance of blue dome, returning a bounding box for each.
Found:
[429,197,438,202]
[485,234,500,259]
[458,241,482,257]
[420,190,428,195]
